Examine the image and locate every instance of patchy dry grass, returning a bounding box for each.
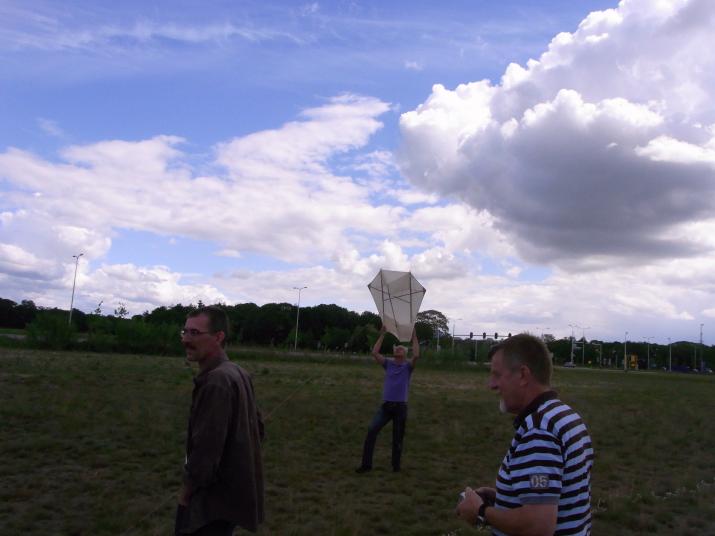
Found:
[1,349,714,535]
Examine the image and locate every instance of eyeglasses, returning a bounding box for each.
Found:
[180,328,213,337]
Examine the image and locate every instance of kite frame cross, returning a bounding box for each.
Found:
[368,269,425,341]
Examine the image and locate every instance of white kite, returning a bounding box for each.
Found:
[368,269,426,341]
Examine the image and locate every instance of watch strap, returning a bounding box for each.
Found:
[476,502,489,527]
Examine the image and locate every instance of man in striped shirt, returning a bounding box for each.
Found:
[456,334,594,535]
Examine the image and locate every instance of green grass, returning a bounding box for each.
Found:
[1,349,714,535]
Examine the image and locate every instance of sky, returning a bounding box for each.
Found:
[1,0,714,345]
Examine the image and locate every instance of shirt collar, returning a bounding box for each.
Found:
[513,390,558,430]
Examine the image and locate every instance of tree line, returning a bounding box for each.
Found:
[0,297,711,369]
[0,297,452,357]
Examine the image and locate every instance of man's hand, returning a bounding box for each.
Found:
[456,486,483,525]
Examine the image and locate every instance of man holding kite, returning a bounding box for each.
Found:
[356,324,420,474]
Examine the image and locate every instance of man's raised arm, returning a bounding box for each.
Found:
[372,325,387,365]
[409,328,420,368]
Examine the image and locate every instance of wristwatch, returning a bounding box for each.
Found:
[476,502,489,527]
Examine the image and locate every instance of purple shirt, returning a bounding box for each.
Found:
[382,359,413,402]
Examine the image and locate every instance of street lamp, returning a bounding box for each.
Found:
[293,286,307,351]
[68,253,84,325]
[668,337,672,372]
[580,326,591,365]
[642,336,654,371]
[568,323,578,363]
[590,342,603,366]
[699,323,704,372]
[624,331,629,371]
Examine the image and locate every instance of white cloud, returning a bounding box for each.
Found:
[402,204,516,260]
[0,94,494,319]
[216,94,390,176]
[3,20,299,51]
[0,97,400,268]
[171,248,715,344]
[400,0,715,268]
[86,263,228,314]
[389,188,439,206]
[37,117,65,138]
[0,243,58,279]
[6,258,229,317]
[215,249,241,258]
[351,150,396,179]
[404,60,422,71]
[635,134,715,165]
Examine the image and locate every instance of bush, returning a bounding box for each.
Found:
[114,319,183,355]
[0,334,26,349]
[26,313,76,350]
[82,315,117,352]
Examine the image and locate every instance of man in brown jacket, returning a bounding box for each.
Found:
[175,306,264,535]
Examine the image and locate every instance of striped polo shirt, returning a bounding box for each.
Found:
[493,391,593,536]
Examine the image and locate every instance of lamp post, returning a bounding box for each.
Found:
[642,336,654,371]
[699,323,704,372]
[68,253,84,325]
[624,331,629,371]
[568,323,578,364]
[668,337,672,372]
[590,342,603,366]
[580,326,590,365]
[293,286,307,351]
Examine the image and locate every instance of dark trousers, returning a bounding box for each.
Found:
[360,401,408,470]
[175,504,236,536]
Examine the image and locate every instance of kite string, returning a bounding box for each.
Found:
[262,358,332,421]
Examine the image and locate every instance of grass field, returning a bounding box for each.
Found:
[2,348,715,535]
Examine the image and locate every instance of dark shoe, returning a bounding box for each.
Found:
[355,466,372,474]
[392,467,401,472]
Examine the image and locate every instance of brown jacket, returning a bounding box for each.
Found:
[182,358,265,533]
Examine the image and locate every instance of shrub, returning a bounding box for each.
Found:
[26,312,76,350]
[115,319,183,355]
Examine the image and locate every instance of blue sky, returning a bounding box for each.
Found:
[2,1,614,145]
[2,0,715,345]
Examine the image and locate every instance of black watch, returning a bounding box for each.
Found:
[476,502,489,527]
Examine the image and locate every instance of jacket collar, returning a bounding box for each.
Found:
[194,352,229,384]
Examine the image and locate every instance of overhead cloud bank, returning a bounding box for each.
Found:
[400,0,715,268]
[0,94,503,314]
